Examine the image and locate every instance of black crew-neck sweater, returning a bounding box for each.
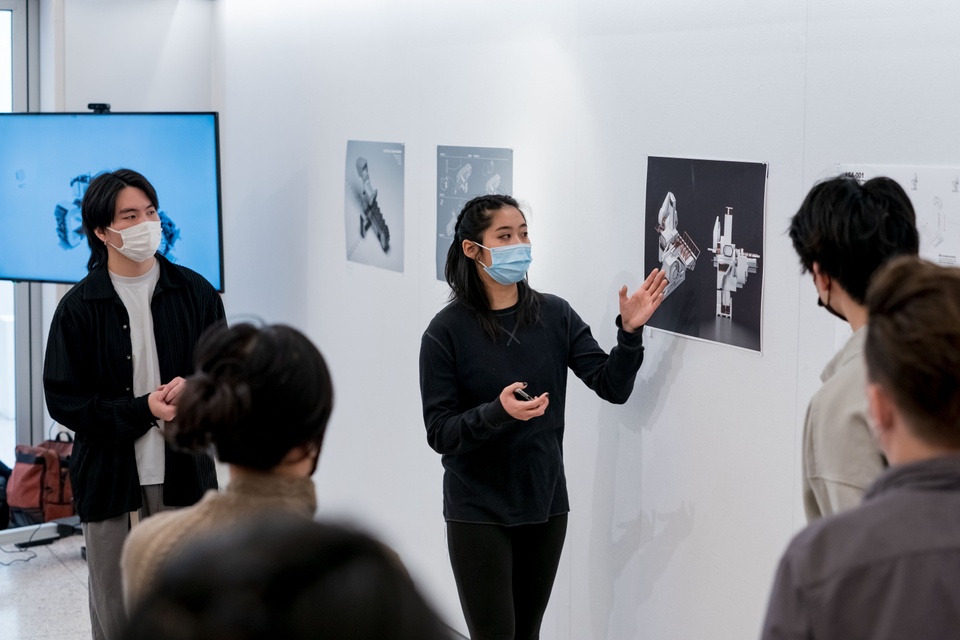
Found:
[419,293,645,525]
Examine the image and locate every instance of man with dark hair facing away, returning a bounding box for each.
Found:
[788,176,919,521]
[43,169,224,640]
[761,256,960,638]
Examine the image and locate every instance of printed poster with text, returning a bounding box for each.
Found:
[839,164,960,267]
[345,140,405,273]
[436,146,513,280]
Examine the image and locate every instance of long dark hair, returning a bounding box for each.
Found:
[445,194,543,340]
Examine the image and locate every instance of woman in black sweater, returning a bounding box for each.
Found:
[419,194,667,639]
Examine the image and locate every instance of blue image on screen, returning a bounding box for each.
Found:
[0,113,224,291]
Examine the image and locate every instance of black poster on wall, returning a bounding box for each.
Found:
[643,156,767,352]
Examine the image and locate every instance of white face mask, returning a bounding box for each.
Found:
[106,220,161,262]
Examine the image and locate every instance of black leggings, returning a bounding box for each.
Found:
[447,514,568,640]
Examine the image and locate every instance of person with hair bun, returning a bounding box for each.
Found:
[761,256,960,639]
[120,322,334,611]
[420,194,667,639]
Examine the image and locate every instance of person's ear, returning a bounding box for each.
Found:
[811,262,830,294]
[94,227,109,245]
[275,444,321,478]
[278,444,314,465]
[462,239,479,259]
[867,381,895,441]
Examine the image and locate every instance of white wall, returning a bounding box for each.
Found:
[46,1,960,638]
[57,0,213,112]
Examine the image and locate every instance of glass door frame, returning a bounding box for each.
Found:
[1,0,43,448]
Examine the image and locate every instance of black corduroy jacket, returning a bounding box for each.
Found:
[43,255,224,522]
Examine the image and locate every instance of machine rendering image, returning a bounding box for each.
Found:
[709,206,759,319]
[931,196,945,247]
[157,210,181,260]
[54,175,91,250]
[355,156,391,253]
[485,173,502,195]
[456,163,472,194]
[656,192,700,298]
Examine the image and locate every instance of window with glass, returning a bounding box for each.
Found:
[0,8,15,466]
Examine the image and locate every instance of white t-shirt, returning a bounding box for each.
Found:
[110,261,165,486]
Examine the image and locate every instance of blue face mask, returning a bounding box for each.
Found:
[474,242,532,285]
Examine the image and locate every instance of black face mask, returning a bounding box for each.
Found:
[817,294,847,322]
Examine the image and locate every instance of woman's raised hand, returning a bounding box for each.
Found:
[619,268,668,332]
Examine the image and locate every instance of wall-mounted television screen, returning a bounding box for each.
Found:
[0,112,224,291]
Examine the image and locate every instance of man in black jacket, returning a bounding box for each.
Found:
[44,169,224,640]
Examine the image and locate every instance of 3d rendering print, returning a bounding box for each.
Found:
[656,191,701,298]
[644,156,767,352]
[344,140,405,273]
[355,157,390,253]
[709,206,759,319]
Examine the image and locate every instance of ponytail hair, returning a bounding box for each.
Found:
[169,322,334,471]
[445,194,543,340]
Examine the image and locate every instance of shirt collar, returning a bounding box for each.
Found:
[821,325,867,383]
[864,454,960,502]
[83,253,182,300]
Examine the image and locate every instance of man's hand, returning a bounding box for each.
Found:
[155,376,187,405]
[148,389,177,422]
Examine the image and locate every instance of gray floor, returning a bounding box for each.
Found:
[0,532,90,640]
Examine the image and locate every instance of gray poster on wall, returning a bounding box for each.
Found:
[436,145,513,280]
[345,140,405,273]
[643,156,767,352]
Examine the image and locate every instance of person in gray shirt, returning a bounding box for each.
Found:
[761,256,960,640]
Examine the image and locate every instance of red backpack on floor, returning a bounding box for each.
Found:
[7,432,75,527]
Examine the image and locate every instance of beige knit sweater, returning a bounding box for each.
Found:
[120,472,317,611]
